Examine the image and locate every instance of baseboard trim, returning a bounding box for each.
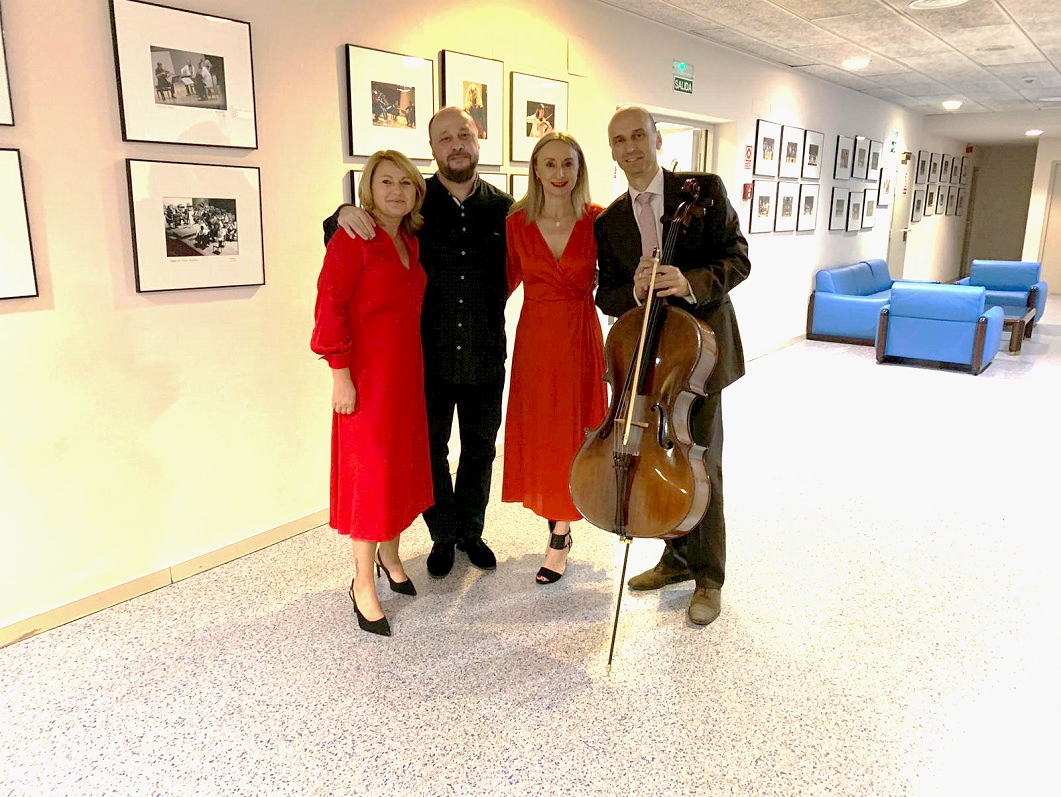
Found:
[0,509,329,649]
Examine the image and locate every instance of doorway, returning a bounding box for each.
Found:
[1039,161,1061,288]
[611,116,715,198]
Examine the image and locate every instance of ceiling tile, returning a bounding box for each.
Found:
[896,0,1011,33]
[865,72,951,96]
[792,42,908,74]
[812,8,945,57]
[696,28,815,67]
[936,23,1044,65]
[668,0,842,49]
[897,52,992,81]
[792,63,881,91]
[770,0,874,20]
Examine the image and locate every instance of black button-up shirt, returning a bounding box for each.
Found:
[323,175,512,385]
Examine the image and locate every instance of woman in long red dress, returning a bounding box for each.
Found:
[503,132,607,584]
[312,150,433,636]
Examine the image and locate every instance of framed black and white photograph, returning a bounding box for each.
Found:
[0,149,37,299]
[956,187,967,216]
[960,156,970,185]
[950,156,962,184]
[924,185,936,217]
[478,173,507,191]
[828,187,849,231]
[347,45,433,160]
[911,189,925,223]
[749,180,776,234]
[929,152,941,183]
[802,130,824,179]
[774,180,799,232]
[1,3,13,126]
[797,183,819,232]
[510,72,567,162]
[126,159,263,293]
[940,154,952,184]
[778,125,803,180]
[847,191,863,232]
[509,172,528,200]
[440,51,503,166]
[946,186,957,216]
[916,150,929,184]
[834,135,854,180]
[862,189,876,230]
[348,169,361,205]
[878,167,894,207]
[867,140,882,181]
[753,119,781,178]
[935,185,946,215]
[852,137,870,180]
[109,0,257,148]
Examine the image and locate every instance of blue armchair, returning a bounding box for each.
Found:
[807,259,895,344]
[957,260,1047,326]
[876,283,1004,375]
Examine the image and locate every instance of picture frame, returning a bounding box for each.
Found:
[1,2,13,126]
[877,167,894,207]
[753,119,781,178]
[347,44,433,160]
[797,183,819,232]
[778,125,804,180]
[929,152,941,183]
[828,187,849,231]
[510,71,567,162]
[834,135,854,180]
[0,149,37,299]
[125,158,264,293]
[916,150,929,185]
[940,154,952,185]
[862,188,876,229]
[802,130,824,180]
[960,156,970,185]
[774,180,799,232]
[749,180,776,234]
[935,185,946,215]
[348,169,361,205]
[867,141,882,181]
[509,173,529,200]
[109,0,258,148]
[911,188,925,223]
[946,186,957,216]
[956,187,967,216]
[439,50,503,166]
[478,172,508,191]
[852,137,870,180]
[950,156,962,184]
[847,191,863,232]
[924,185,936,217]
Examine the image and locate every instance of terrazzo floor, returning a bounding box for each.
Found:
[2,303,1059,797]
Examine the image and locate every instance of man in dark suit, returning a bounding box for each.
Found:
[595,106,751,626]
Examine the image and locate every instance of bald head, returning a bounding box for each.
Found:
[608,106,662,189]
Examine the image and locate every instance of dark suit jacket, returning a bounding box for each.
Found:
[595,169,751,393]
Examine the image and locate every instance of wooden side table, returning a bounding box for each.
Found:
[1002,307,1036,354]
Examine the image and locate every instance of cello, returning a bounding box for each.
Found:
[569,177,718,667]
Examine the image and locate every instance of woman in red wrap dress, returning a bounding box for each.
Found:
[312,150,432,636]
[503,132,607,584]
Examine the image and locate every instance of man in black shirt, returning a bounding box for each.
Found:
[323,107,513,578]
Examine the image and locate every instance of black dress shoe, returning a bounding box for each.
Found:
[456,537,496,570]
[427,542,455,579]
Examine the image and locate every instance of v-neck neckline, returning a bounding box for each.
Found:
[533,215,577,265]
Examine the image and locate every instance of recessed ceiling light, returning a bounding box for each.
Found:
[942,99,963,110]
[1026,129,1044,137]
[978,44,1013,52]
[842,57,870,70]
[909,0,969,9]
[1037,96,1061,102]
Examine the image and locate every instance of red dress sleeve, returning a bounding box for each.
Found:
[505,212,524,297]
[311,229,364,369]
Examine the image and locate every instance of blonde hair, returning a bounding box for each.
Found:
[358,150,427,234]
[509,132,591,222]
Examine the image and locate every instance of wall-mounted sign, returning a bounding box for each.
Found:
[672,60,693,95]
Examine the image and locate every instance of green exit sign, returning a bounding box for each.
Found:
[673,76,693,94]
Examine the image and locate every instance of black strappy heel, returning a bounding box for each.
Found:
[536,521,572,585]
[349,579,391,636]
[375,554,417,596]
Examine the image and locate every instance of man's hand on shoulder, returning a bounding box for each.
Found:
[338,205,376,240]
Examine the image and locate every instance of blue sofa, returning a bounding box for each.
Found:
[876,283,1004,375]
[807,259,896,344]
[956,259,1047,326]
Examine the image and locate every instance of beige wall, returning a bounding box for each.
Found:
[965,144,1037,263]
[0,0,965,633]
[1023,136,1061,265]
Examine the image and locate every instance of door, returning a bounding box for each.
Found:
[1040,161,1061,288]
[886,151,915,279]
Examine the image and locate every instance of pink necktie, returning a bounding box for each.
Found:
[635,192,658,258]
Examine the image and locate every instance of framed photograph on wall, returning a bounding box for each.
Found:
[828,187,849,231]
[774,180,799,232]
[878,167,894,207]
[802,130,824,179]
[924,185,936,217]
[862,189,876,230]
[478,172,507,191]
[950,156,962,184]
[109,0,258,148]
[510,72,567,162]
[125,159,263,293]
[929,152,941,183]
[946,186,958,216]
[940,154,952,185]
[960,156,970,185]
[852,137,870,180]
[797,183,819,232]
[749,180,776,234]
[348,169,361,205]
[916,150,929,184]
[935,185,946,215]
[847,191,863,232]
[778,125,804,179]
[0,149,37,299]
[867,141,882,181]
[347,45,433,159]
[440,50,503,166]
[1,3,13,126]
[834,135,854,180]
[753,119,781,178]
[911,188,925,222]
[509,172,529,200]
[956,187,967,216]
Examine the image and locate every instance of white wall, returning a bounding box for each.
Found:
[0,0,966,632]
[1023,136,1061,263]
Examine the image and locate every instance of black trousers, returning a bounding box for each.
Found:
[422,371,505,544]
[661,391,726,588]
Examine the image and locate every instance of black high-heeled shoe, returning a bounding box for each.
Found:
[536,522,572,585]
[349,579,391,636]
[375,554,417,596]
